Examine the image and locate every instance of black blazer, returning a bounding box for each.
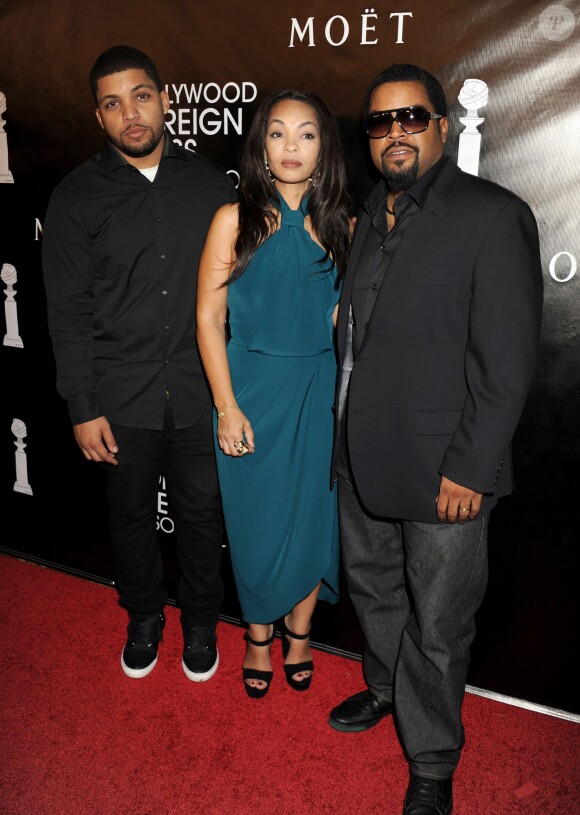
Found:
[334,157,543,523]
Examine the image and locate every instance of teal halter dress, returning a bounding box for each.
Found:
[216,194,340,623]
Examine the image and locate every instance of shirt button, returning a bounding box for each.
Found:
[162,290,167,295]
[160,254,166,260]
[157,218,161,223]
[370,283,378,290]
[164,325,170,330]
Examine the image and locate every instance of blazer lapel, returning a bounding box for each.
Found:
[337,211,371,362]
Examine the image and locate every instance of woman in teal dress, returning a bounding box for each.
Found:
[197,90,350,697]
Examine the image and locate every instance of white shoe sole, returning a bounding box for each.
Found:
[121,651,158,679]
[182,649,219,682]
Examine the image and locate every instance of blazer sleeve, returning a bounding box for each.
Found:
[439,197,543,493]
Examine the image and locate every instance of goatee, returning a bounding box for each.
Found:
[110,127,164,159]
[381,149,419,192]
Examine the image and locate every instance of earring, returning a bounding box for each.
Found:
[309,169,321,188]
[264,153,275,182]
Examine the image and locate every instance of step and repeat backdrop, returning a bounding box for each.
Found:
[1,1,578,712]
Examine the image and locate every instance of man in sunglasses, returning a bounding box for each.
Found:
[329,64,543,814]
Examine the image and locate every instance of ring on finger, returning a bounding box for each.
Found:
[233,439,249,455]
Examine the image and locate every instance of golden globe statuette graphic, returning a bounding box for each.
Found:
[457,79,488,178]
[2,263,24,348]
[0,92,14,183]
[12,419,33,496]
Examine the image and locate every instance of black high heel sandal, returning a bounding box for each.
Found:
[242,629,275,699]
[282,619,314,692]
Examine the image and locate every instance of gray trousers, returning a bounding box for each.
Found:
[338,476,489,779]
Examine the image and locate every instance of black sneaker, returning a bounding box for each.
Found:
[182,625,219,682]
[121,612,165,679]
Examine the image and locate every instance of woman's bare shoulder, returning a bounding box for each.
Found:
[213,202,240,226]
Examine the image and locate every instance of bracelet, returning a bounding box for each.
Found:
[216,403,238,419]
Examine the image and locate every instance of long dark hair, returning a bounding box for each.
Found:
[228,89,351,285]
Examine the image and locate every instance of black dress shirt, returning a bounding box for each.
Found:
[42,134,236,430]
[351,156,447,356]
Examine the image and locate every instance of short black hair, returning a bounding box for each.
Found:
[89,45,162,102]
[363,64,448,119]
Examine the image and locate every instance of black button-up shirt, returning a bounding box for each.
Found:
[42,134,236,430]
[351,156,447,356]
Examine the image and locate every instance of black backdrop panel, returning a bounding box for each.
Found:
[1,1,578,713]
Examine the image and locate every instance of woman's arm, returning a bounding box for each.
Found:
[197,203,255,456]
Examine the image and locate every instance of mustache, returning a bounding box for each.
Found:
[122,124,150,135]
[381,142,418,159]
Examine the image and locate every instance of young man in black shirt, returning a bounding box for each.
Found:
[43,46,236,681]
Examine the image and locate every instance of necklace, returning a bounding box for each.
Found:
[385,197,396,217]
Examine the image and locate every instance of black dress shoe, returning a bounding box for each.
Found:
[328,688,393,732]
[403,774,453,815]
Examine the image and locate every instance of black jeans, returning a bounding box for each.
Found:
[338,476,489,779]
[105,407,224,628]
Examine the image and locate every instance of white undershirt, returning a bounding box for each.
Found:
[138,165,159,182]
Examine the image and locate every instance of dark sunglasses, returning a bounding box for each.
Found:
[365,106,443,139]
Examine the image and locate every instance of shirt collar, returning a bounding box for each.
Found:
[364,154,449,218]
[98,128,185,174]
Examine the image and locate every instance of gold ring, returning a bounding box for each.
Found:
[460,507,469,512]
[234,439,249,455]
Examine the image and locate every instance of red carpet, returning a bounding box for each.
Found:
[1,554,578,815]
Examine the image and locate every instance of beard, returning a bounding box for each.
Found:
[380,145,419,191]
[110,124,164,159]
